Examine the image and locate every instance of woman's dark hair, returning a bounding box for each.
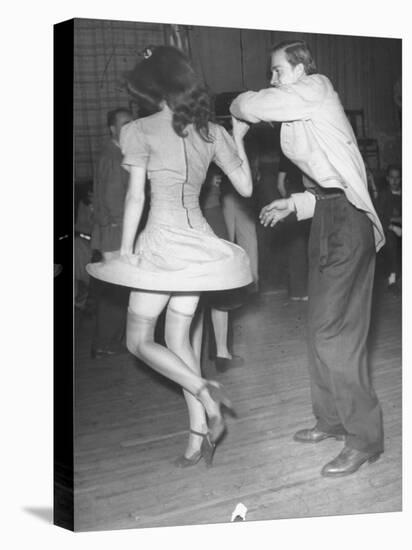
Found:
[271,40,318,75]
[126,46,213,141]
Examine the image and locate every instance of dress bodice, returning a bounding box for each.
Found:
[120,107,242,219]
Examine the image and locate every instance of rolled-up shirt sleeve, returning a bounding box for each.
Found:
[212,125,243,176]
[120,121,149,170]
[230,75,329,123]
[291,191,316,220]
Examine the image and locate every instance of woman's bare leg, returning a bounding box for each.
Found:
[127,291,222,430]
[166,296,207,457]
[127,291,206,394]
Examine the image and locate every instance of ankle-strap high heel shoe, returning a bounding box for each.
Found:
[196,381,235,444]
[174,429,216,468]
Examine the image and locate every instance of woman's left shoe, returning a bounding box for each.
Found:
[174,429,216,468]
[196,381,235,444]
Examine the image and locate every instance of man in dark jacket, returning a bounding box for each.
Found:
[91,108,133,358]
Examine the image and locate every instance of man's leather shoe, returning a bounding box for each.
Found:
[293,426,346,443]
[321,446,382,477]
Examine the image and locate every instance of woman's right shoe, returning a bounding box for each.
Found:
[196,381,235,444]
[174,429,216,468]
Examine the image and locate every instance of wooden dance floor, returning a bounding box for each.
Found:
[74,278,402,531]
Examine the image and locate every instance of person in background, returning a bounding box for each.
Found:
[277,150,310,301]
[231,39,385,477]
[364,161,378,203]
[221,172,259,293]
[378,164,402,291]
[74,182,94,310]
[200,165,245,373]
[393,77,402,130]
[90,107,133,359]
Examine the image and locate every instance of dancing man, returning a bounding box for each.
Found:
[230,40,385,477]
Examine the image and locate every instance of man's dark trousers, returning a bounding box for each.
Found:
[306,192,384,455]
[286,219,310,298]
[384,229,401,277]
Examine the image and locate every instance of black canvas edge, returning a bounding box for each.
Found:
[53,18,75,531]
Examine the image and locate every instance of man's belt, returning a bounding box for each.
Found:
[308,187,345,200]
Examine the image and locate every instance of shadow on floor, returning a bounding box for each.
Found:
[22,506,53,524]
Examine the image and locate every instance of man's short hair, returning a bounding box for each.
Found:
[107,107,132,128]
[271,40,318,75]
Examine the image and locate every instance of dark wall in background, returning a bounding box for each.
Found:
[190,27,401,168]
[74,18,165,181]
[74,19,401,182]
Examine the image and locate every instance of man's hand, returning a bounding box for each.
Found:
[259,198,294,227]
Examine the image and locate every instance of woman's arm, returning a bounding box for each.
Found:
[120,166,146,256]
[225,117,253,197]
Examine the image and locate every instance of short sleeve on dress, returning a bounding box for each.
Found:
[212,125,242,176]
[120,121,149,169]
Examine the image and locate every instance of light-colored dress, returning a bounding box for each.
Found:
[86,107,252,292]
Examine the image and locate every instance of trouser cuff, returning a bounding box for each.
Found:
[345,435,384,455]
[315,419,347,436]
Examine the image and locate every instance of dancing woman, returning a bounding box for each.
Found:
[87,46,253,467]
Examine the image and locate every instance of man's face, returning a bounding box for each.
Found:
[270,49,303,87]
[111,111,133,141]
[387,169,401,193]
